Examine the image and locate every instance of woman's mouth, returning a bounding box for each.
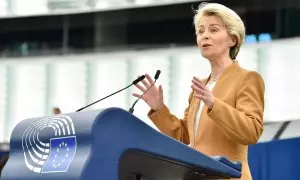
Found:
[202,44,212,47]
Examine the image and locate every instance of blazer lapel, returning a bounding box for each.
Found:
[189,78,208,146]
[194,61,240,143]
[189,97,200,146]
[194,78,215,142]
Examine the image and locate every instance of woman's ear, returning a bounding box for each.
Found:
[229,35,237,47]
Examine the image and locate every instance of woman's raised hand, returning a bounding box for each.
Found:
[132,73,164,111]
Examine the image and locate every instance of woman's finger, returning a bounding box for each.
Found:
[193,76,204,84]
[141,79,150,89]
[191,84,206,94]
[159,84,163,95]
[192,79,206,90]
[132,93,142,97]
[135,83,146,92]
[194,94,204,100]
[132,93,143,98]
[145,73,154,84]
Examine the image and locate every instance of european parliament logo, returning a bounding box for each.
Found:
[41,136,76,173]
[22,115,77,174]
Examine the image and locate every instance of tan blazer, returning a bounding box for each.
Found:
[148,61,265,180]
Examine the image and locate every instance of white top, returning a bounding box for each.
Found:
[194,81,216,138]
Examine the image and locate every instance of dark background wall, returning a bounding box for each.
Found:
[0,0,300,56]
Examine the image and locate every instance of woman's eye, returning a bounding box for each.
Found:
[211,28,218,33]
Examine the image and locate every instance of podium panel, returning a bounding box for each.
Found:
[1,107,241,180]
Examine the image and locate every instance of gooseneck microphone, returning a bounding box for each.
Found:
[76,75,145,112]
[129,70,161,114]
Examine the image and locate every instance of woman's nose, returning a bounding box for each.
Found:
[201,31,209,40]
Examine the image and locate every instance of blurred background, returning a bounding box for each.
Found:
[0,0,300,179]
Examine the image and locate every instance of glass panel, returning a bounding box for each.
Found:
[237,45,258,71]
[0,0,8,16]
[12,0,48,15]
[260,40,300,121]
[87,56,129,111]
[7,62,47,139]
[49,59,87,114]
[48,0,89,11]
[0,65,7,142]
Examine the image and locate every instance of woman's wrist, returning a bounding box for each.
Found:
[208,98,215,110]
[153,103,164,111]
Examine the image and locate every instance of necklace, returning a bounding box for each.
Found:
[205,74,220,85]
[211,76,219,81]
[209,74,221,82]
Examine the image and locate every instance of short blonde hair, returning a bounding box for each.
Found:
[194,3,245,60]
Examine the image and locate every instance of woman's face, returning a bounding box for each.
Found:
[196,15,236,60]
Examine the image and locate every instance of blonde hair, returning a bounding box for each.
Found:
[193,3,245,60]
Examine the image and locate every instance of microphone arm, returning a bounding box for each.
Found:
[76,75,145,112]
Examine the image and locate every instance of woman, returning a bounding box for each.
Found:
[133,3,264,180]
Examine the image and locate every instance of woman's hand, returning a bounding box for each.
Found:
[191,76,215,109]
[133,73,164,111]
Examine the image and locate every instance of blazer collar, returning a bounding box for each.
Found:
[212,61,240,92]
[218,60,239,81]
[200,61,239,85]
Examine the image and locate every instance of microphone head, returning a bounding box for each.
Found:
[154,70,161,80]
[133,75,145,85]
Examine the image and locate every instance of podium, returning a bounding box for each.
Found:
[1,107,241,180]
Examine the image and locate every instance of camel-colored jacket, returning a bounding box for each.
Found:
[148,61,265,180]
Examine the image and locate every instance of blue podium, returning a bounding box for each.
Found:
[1,107,241,180]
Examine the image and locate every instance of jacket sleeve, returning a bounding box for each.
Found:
[147,92,193,145]
[207,71,265,145]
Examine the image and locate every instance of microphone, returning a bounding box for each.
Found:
[76,75,145,112]
[129,70,161,114]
